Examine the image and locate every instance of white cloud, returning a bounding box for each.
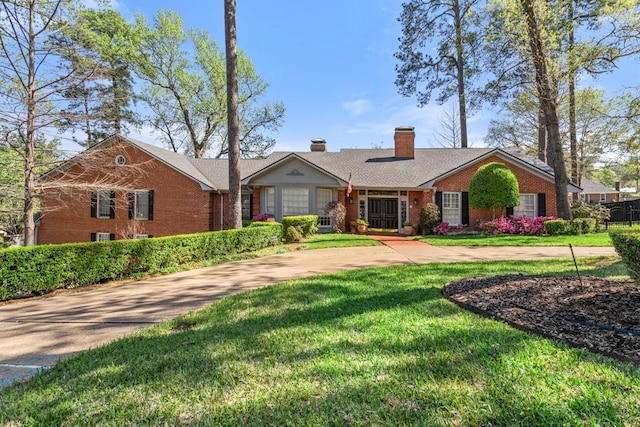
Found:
[342,99,373,115]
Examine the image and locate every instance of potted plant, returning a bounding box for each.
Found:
[403,220,413,235]
[356,219,368,234]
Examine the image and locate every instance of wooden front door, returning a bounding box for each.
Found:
[368,198,398,229]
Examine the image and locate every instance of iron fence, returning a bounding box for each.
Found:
[603,199,640,229]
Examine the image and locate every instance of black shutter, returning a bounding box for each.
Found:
[435,191,443,222]
[148,235,154,238]
[506,206,514,217]
[147,190,154,220]
[461,192,469,226]
[90,192,97,218]
[109,233,115,241]
[538,193,547,216]
[90,232,96,241]
[128,192,134,219]
[109,191,116,219]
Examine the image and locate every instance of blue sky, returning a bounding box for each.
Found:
[107,0,637,154]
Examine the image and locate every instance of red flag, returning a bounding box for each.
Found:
[346,173,353,197]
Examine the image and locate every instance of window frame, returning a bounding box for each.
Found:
[263,187,275,216]
[442,192,461,225]
[282,187,309,216]
[514,193,537,217]
[96,191,112,219]
[130,190,153,221]
[95,232,112,242]
[316,188,333,227]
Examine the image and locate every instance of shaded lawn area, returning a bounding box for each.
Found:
[295,233,381,250]
[2,258,639,426]
[420,232,612,246]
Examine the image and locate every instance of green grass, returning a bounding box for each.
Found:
[2,257,638,426]
[295,232,380,250]
[420,232,612,246]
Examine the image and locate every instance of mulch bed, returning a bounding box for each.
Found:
[443,274,640,365]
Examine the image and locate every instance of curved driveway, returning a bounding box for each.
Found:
[0,241,616,387]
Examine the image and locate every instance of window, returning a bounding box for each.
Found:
[91,190,114,219]
[514,193,536,217]
[133,234,149,239]
[317,188,333,227]
[600,193,606,202]
[242,194,252,222]
[129,190,154,220]
[283,188,309,216]
[91,232,114,242]
[264,187,275,216]
[442,192,461,225]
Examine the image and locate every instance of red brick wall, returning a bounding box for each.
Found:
[38,143,212,244]
[434,155,558,226]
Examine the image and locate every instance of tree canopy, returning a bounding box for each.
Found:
[469,162,520,215]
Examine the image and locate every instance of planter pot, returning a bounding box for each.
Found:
[403,226,413,235]
[357,224,368,234]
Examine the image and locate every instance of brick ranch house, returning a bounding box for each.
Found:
[37,127,581,244]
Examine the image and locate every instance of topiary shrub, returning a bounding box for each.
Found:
[419,202,440,235]
[282,215,319,237]
[284,225,304,243]
[469,162,520,218]
[544,219,570,235]
[610,229,640,284]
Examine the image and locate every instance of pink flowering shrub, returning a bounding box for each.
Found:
[433,222,450,235]
[481,216,555,236]
[252,213,274,222]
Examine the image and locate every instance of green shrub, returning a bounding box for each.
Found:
[544,219,570,235]
[469,162,519,216]
[571,218,597,234]
[284,225,304,243]
[610,229,640,283]
[419,202,440,234]
[0,224,283,301]
[282,215,319,237]
[571,200,610,227]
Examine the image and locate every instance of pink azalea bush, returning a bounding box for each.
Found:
[252,213,274,222]
[480,216,555,236]
[433,222,450,235]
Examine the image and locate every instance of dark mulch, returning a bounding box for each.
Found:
[443,274,640,365]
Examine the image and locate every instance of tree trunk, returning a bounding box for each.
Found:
[453,0,468,148]
[225,0,242,229]
[568,0,578,192]
[520,0,571,219]
[537,99,546,163]
[23,2,37,246]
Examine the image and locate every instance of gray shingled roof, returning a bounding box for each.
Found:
[579,177,618,194]
[108,136,570,192]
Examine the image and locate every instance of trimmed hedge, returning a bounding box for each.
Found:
[282,215,319,242]
[0,223,283,301]
[543,219,570,235]
[544,218,598,235]
[609,229,640,284]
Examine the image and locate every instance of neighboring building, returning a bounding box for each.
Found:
[38,127,581,244]
[578,178,620,203]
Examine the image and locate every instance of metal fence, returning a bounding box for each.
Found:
[603,199,640,229]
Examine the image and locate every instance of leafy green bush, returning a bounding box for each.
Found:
[610,229,640,283]
[282,215,319,237]
[544,219,570,235]
[284,225,304,243]
[419,202,440,234]
[469,162,519,216]
[571,218,597,234]
[0,224,283,301]
[571,200,610,230]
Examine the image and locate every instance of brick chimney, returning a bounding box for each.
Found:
[310,138,326,152]
[394,126,415,159]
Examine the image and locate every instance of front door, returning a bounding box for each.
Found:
[368,198,398,229]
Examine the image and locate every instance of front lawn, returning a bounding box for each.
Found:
[2,257,638,426]
[420,231,612,246]
[295,232,381,250]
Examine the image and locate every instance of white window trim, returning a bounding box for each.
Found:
[263,187,275,216]
[514,193,537,217]
[96,232,111,242]
[133,234,149,239]
[317,188,333,227]
[600,193,606,202]
[442,192,461,225]
[134,191,151,220]
[97,190,112,219]
[282,187,309,216]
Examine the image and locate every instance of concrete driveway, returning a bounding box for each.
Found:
[0,241,617,388]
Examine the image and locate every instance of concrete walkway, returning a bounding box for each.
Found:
[0,241,617,388]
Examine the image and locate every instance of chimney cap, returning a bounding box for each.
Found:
[395,126,415,132]
[311,138,326,144]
